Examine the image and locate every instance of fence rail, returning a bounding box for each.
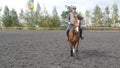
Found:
[0,26,120,31]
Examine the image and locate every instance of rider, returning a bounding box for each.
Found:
[66,6,84,40]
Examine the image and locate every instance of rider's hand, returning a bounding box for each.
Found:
[68,22,71,24]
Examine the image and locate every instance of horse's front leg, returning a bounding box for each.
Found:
[75,41,79,59]
[69,42,73,57]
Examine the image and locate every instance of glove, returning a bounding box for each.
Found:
[68,22,71,24]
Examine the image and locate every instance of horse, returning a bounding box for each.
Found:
[68,15,83,59]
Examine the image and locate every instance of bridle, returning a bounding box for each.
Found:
[74,16,80,33]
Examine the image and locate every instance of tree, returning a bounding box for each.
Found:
[2,6,12,27]
[0,8,1,11]
[85,10,90,18]
[51,6,61,27]
[111,3,119,27]
[0,8,2,22]
[19,8,32,26]
[85,10,91,26]
[61,5,72,19]
[40,5,52,27]
[34,2,42,26]
[19,2,54,27]
[19,9,25,23]
[41,16,52,27]
[19,2,35,27]
[19,2,37,27]
[92,5,103,26]
[10,8,19,26]
[104,6,111,27]
[0,7,1,16]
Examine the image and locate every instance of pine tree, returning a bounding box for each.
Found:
[85,10,91,26]
[2,6,12,27]
[41,5,52,27]
[92,5,103,26]
[61,5,72,19]
[34,2,42,27]
[104,6,111,27]
[0,8,1,17]
[51,6,61,27]
[10,8,19,26]
[112,3,119,27]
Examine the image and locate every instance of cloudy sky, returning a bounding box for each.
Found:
[0,0,120,16]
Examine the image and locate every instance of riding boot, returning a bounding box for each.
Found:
[80,27,84,40]
[67,30,69,37]
[71,48,73,57]
[66,30,69,40]
[66,25,70,41]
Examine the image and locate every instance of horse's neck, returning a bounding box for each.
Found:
[69,26,80,42]
[71,26,76,34]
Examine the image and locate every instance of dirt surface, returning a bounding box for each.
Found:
[0,30,120,68]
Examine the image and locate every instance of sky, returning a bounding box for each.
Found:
[0,0,120,16]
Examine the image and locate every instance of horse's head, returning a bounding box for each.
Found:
[74,15,83,32]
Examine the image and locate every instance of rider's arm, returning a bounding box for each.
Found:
[67,14,71,24]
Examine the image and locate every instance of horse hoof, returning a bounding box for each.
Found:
[71,55,73,57]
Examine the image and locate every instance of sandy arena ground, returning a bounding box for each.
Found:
[0,30,120,68]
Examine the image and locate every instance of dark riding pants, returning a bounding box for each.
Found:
[66,24,73,37]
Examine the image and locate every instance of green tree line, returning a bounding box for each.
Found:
[85,3,120,27]
[1,2,61,27]
[0,2,120,27]
[61,3,120,27]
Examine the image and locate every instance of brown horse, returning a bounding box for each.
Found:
[68,15,83,59]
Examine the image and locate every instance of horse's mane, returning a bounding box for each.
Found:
[77,15,84,20]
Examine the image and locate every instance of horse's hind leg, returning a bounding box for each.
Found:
[71,48,73,57]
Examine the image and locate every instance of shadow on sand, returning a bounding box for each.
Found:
[78,49,119,60]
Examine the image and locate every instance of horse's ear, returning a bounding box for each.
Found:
[74,14,78,18]
[78,15,84,20]
[74,16,77,19]
[80,17,84,20]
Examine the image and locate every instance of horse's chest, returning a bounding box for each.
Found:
[69,29,80,42]
[72,33,80,42]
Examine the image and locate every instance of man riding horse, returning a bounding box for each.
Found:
[66,6,84,40]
